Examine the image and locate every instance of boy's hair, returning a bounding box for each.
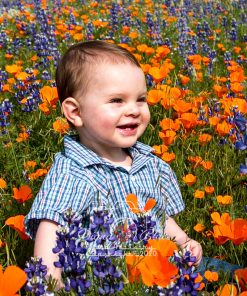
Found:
[56,40,141,104]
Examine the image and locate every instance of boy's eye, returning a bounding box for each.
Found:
[138,97,147,102]
[110,98,123,103]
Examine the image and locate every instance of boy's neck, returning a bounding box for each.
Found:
[102,148,132,167]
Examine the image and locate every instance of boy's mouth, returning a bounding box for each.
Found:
[117,124,139,130]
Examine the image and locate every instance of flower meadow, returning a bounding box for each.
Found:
[0,0,246,295]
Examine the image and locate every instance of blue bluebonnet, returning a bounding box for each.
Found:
[24,257,49,296]
[87,207,124,295]
[128,214,160,246]
[158,250,200,296]
[53,209,91,295]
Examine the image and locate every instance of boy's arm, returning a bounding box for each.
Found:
[164,216,203,265]
[34,220,63,288]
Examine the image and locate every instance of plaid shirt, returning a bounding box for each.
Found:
[25,135,184,239]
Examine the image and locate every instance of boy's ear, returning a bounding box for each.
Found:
[62,97,83,127]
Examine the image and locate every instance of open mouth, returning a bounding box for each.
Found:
[117,124,139,130]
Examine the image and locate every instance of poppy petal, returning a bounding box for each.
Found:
[143,198,156,212]
[0,265,26,294]
[126,194,141,214]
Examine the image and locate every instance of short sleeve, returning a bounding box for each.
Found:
[25,172,93,239]
[158,159,185,216]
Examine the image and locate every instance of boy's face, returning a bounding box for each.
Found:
[75,61,150,158]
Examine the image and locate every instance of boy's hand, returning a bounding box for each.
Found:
[181,238,203,266]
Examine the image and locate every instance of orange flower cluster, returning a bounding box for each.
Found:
[126,239,179,287]
[211,212,247,245]
[39,85,59,115]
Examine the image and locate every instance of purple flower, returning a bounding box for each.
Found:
[24,257,49,296]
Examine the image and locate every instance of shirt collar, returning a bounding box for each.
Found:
[63,135,154,168]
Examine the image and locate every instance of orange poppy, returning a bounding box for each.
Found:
[200,160,213,171]
[146,239,178,257]
[125,253,143,283]
[199,133,212,145]
[24,160,37,171]
[126,194,156,214]
[173,99,192,114]
[0,265,27,295]
[5,215,29,240]
[16,131,29,143]
[230,82,244,93]
[53,118,70,134]
[147,89,163,106]
[209,116,221,127]
[205,186,215,194]
[204,270,219,282]
[0,178,7,189]
[152,144,168,156]
[159,118,180,132]
[161,152,175,164]
[216,121,232,137]
[126,240,178,288]
[5,64,21,75]
[194,223,205,233]
[0,240,5,248]
[183,174,197,186]
[160,85,182,109]
[234,268,247,291]
[216,284,238,296]
[213,85,228,98]
[15,71,29,81]
[178,74,190,85]
[155,46,171,59]
[28,168,48,181]
[148,66,169,83]
[194,190,205,199]
[159,130,176,146]
[230,70,245,83]
[179,113,198,130]
[12,185,32,203]
[39,85,58,107]
[216,195,233,205]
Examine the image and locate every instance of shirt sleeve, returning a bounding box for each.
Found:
[158,159,185,216]
[25,172,93,240]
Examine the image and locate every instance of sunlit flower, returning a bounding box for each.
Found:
[194,190,205,199]
[201,160,213,171]
[159,130,176,146]
[53,118,70,134]
[216,284,238,296]
[126,194,156,214]
[183,174,197,186]
[12,185,33,203]
[199,133,212,145]
[152,144,168,156]
[5,215,29,240]
[0,265,27,295]
[234,268,247,291]
[161,152,176,164]
[193,223,205,233]
[204,270,219,282]
[0,178,7,189]
[205,186,215,195]
[216,195,233,205]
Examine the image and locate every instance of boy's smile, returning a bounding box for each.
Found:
[75,61,150,163]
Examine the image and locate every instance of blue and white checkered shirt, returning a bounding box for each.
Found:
[25,135,184,239]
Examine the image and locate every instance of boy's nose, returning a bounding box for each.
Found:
[125,103,140,117]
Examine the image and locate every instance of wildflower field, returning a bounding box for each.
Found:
[0,0,246,295]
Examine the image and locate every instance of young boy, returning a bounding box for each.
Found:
[25,40,203,282]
